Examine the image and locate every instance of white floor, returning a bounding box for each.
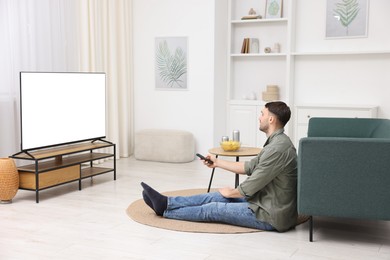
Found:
[1,157,390,260]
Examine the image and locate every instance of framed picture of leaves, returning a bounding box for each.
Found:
[265,0,283,19]
[326,0,369,39]
[155,37,188,90]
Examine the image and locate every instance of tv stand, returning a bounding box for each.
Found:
[10,140,116,203]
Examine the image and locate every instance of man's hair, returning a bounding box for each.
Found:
[265,101,291,127]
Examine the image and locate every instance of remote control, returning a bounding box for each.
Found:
[196,153,213,164]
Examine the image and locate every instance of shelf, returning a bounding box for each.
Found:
[81,167,114,179]
[231,53,286,57]
[231,18,288,24]
[291,50,390,56]
[231,51,390,57]
[18,152,114,173]
[296,104,379,109]
[13,142,113,160]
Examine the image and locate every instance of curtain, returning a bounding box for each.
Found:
[0,0,133,158]
[0,0,80,157]
[78,0,134,158]
[0,1,17,157]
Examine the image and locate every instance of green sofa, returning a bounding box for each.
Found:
[298,117,390,241]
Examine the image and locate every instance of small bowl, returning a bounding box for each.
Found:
[220,141,241,152]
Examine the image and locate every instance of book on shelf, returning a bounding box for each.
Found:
[240,38,247,53]
[241,15,262,20]
[240,38,259,54]
[245,38,249,53]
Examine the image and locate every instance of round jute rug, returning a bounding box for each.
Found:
[126,188,309,234]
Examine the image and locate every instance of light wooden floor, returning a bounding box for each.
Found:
[1,157,390,260]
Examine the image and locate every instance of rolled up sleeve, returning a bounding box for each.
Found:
[238,148,283,197]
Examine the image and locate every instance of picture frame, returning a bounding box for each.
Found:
[265,0,283,19]
[155,37,188,90]
[249,38,260,53]
[325,0,369,39]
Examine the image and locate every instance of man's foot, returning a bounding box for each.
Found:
[142,190,157,214]
[141,182,167,216]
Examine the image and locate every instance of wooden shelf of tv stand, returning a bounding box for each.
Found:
[17,152,114,172]
[11,141,116,203]
[14,142,113,160]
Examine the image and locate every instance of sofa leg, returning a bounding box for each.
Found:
[309,216,313,242]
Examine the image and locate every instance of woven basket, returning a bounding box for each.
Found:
[0,158,19,203]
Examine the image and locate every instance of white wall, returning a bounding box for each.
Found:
[133,0,390,156]
[213,0,228,148]
[132,0,226,154]
[293,0,390,118]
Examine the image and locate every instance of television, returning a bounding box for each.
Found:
[20,72,107,151]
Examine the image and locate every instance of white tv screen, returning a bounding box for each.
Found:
[20,72,106,151]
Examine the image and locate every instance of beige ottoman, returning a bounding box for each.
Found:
[134,129,195,163]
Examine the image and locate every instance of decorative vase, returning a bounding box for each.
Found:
[0,158,19,203]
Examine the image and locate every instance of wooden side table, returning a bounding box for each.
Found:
[207,147,261,192]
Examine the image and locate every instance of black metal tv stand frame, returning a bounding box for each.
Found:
[10,139,116,203]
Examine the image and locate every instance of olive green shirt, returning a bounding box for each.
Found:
[238,128,297,232]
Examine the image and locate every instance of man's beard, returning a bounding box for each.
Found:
[259,124,268,133]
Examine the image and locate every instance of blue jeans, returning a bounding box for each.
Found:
[163,192,275,231]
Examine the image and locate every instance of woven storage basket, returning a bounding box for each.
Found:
[0,158,19,203]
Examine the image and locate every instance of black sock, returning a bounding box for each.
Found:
[141,182,167,216]
[142,190,157,214]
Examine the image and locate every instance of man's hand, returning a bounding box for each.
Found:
[218,187,244,198]
[202,154,217,168]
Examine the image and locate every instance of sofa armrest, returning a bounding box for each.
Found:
[298,137,390,220]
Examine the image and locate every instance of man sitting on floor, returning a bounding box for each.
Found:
[141,101,297,232]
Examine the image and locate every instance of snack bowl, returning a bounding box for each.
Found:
[220,141,241,152]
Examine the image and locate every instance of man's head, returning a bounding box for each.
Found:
[259,101,291,135]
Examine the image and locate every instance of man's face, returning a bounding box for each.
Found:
[259,107,270,133]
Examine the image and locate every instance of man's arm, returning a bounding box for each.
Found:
[218,187,244,198]
[205,154,246,175]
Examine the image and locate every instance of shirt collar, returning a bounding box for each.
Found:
[263,128,285,147]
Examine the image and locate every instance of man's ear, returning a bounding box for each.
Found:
[268,114,275,124]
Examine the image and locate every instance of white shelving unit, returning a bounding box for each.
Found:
[226,0,388,147]
[227,0,292,147]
